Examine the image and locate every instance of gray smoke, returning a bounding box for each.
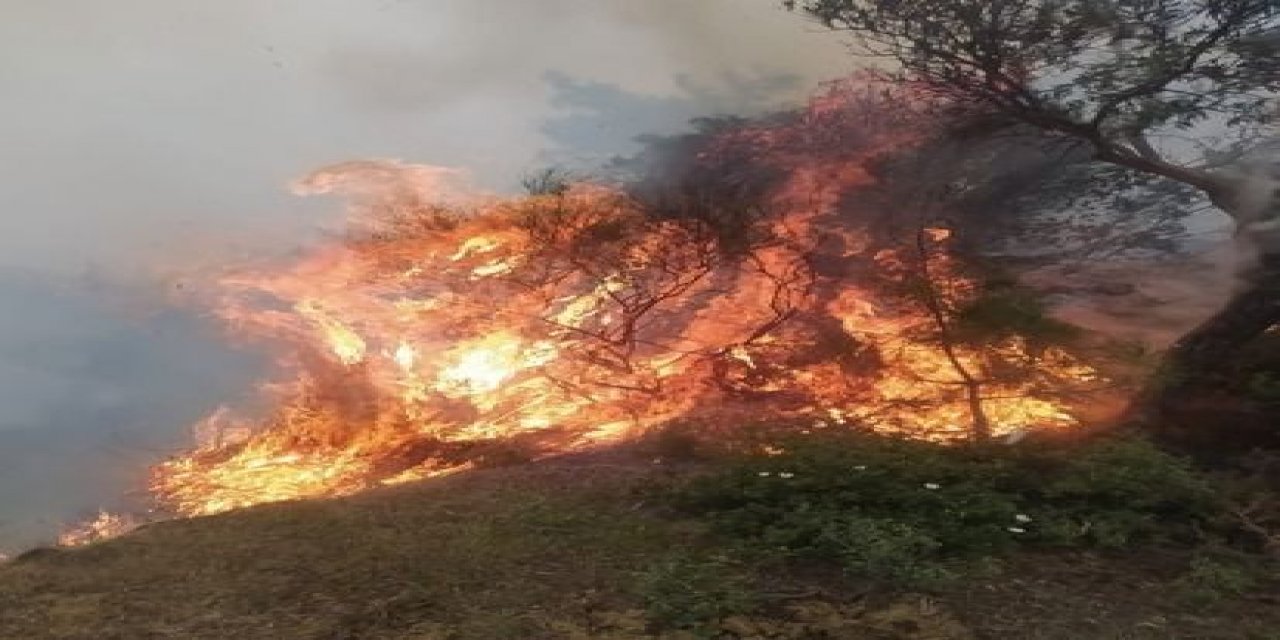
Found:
[0,0,850,275]
[0,0,851,551]
[1026,144,1279,349]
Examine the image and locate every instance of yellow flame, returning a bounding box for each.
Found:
[59,511,138,547]
[437,334,524,396]
[139,84,1103,527]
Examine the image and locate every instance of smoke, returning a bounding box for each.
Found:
[13,0,1256,550]
[0,273,261,552]
[0,0,852,549]
[1025,250,1238,348]
[1025,148,1278,349]
[1226,143,1280,260]
[293,160,478,211]
[539,70,806,168]
[0,0,850,275]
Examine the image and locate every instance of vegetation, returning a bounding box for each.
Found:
[672,433,1225,586]
[4,431,1278,639]
[5,3,1280,639]
[785,0,1280,443]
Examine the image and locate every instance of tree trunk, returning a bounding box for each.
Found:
[1164,253,1280,382]
[1141,251,1280,449]
[914,227,992,442]
[1093,158,1280,450]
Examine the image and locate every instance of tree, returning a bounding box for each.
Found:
[786,0,1280,440]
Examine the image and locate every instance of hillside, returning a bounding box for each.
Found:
[2,446,1277,640]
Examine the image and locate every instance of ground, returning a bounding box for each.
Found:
[1,450,1277,639]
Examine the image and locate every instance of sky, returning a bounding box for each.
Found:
[0,0,852,275]
[0,0,853,550]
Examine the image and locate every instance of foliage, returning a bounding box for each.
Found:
[803,514,957,586]
[633,554,758,634]
[785,1,1280,429]
[1174,552,1261,605]
[786,0,1278,159]
[672,432,1221,586]
[951,284,1080,345]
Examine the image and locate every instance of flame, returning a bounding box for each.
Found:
[437,333,525,396]
[58,511,139,547]
[297,300,366,365]
[116,78,1106,524]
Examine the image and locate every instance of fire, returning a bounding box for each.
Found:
[58,511,139,547]
[58,79,1105,534]
[298,300,367,365]
[437,333,527,396]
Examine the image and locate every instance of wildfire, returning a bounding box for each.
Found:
[58,511,140,548]
[437,333,528,396]
[63,80,1104,542]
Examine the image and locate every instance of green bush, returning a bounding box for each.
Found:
[671,433,1219,586]
[810,514,954,586]
[1029,437,1216,547]
[1174,553,1260,605]
[634,554,757,633]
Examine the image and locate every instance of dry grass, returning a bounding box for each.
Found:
[0,456,695,639]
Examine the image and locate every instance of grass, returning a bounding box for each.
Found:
[0,456,702,639]
[1,446,1278,639]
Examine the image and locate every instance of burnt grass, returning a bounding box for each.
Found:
[1,442,1278,640]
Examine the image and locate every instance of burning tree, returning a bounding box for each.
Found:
[785,0,1280,443]
[114,79,1106,524]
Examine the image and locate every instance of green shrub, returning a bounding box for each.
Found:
[671,433,1219,586]
[811,515,954,586]
[1029,438,1216,547]
[1174,553,1260,605]
[634,554,757,633]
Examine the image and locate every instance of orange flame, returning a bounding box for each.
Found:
[127,79,1104,522]
[58,511,140,547]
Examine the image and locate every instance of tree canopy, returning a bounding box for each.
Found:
[787,0,1279,200]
